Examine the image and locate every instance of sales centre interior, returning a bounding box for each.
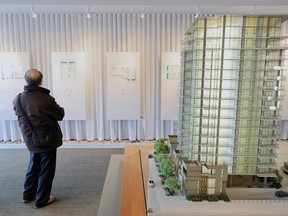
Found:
[1,1,288,216]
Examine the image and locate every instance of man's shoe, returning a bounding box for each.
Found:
[22,198,34,203]
[33,195,56,209]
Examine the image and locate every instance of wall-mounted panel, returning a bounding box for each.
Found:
[106,52,141,120]
[161,52,181,120]
[0,52,30,120]
[51,52,86,120]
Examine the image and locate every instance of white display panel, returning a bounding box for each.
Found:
[0,52,30,120]
[106,52,141,120]
[51,52,86,120]
[161,52,181,120]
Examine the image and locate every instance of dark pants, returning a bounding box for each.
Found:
[23,149,57,206]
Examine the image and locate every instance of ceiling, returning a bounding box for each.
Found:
[0,0,287,14]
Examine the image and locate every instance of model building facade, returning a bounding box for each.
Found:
[178,15,286,188]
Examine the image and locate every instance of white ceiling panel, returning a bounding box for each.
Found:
[0,0,287,14]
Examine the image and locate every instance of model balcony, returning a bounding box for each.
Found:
[258,126,281,131]
[256,172,277,178]
[256,162,277,168]
[184,34,284,42]
[258,135,279,140]
[257,153,278,158]
[257,146,278,151]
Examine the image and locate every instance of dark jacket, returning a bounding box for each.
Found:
[13,85,65,153]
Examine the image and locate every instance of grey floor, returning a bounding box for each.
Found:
[0,148,123,216]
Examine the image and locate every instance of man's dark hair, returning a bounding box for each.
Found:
[24,69,43,86]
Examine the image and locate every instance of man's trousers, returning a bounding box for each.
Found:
[23,149,57,206]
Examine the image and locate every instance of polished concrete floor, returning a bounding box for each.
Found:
[0,148,123,216]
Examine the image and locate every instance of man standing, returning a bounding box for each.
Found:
[13,69,65,209]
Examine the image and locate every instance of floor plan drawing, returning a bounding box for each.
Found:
[106,52,141,120]
[60,61,76,80]
[161,52,181,120]
[1,65,23,80]
[0,52,29,120]
[51,52,86,120]
[166,65,181,80]
[111,66,136,81]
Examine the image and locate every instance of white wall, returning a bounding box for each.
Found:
[0,13,193,141]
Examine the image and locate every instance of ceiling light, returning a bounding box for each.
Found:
[251,5,256,15]
[86,5,91,18]
[195,5,199,19]
[140,6,145,19]
[31,7,37,18]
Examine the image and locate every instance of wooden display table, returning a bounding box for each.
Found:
[120,145,153,216]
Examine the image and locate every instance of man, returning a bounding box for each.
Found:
[13,69,65,209]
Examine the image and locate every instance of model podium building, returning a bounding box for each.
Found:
[177,15,287,193]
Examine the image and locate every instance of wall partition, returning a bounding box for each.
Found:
[0,13,193,141]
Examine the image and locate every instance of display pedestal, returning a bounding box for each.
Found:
[97,155,123,216]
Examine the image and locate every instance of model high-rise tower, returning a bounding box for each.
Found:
[178,15,287,184]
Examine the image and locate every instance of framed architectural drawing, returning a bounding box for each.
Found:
[161,52,181,120]
[106,52,141,120]
[0,52,30,120]
[51,52,86,120]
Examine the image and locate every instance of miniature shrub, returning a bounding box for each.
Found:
[186,195,202,202]
[186,195,193,201]
[186,193,230,202]
[207,195,218,202]
[271,169,283,189]
[199,194,208,200]
[154,139,164,151]
[155,154,168,164]
[164,178,180,193]
[154,139,168,154]
[155,138,165,145]
[159,158,174,179]
[284,162,288,170]
[283,162,288,175]
[218,193,230,202]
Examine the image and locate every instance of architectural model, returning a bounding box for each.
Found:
[177,15,287,194]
